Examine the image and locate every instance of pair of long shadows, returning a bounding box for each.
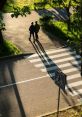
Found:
[30,39,69,92]
[30,39,71,117]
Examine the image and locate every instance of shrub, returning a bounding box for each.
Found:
[40,15,53,24]
[11,6,31,18]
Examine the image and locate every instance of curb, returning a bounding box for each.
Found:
[0,46,66,61]
[38,103,82,117]
[0,53,33,61]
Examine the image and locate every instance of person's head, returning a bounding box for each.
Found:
[31,22,33,25]
[35,21,37,24]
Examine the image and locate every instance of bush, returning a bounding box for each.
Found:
[34,1,48,10]
[40,15,53,24]
[11,6,31,18]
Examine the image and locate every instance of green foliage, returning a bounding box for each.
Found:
[0,40,22,57]
[40,16,68,42]
[52,0,60,7]
[52,0,80,7]
[40,15,81,53]
[53,21,80,41]
[3,0,81,12]
[3,2,14,12]
[53,0,62,6]
[3,0,30,12]
[3,0,52,12]
[40,15,53,24]
[0,12,5,30]
[11,6,31,18]
[34,1,49,10]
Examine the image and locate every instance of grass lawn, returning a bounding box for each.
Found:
[0,40,22,57]
[40,16,80,53]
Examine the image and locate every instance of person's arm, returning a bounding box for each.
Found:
[29,26,31,31]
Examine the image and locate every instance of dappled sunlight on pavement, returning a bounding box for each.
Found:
[3,10,63,53]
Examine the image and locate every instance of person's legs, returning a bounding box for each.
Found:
[36,33,38,39]
[35,32,38,40]
[29,32,31,40]
[32,33,35,43]
[32,33,35,39]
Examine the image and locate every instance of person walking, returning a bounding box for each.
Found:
[34,21,40,40]
[29,22,35,41]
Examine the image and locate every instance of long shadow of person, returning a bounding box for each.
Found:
[30,39,71,93]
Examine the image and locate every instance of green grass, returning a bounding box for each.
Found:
[40,18,69,41]
[40,16,81,53]
[53,21,79,40]
[0,40,22,57]
[53,21,80,50]
[40,15,80,40]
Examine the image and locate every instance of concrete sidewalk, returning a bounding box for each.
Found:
[2,10,64,53]
[0,54,79,117]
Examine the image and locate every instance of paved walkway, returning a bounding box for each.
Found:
[2,9,65,53]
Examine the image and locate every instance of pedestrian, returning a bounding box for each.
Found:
[34,21,40,40]
[29,22,35,41]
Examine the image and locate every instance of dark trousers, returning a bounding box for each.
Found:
[35,32,38,40]
[29,32,34,40]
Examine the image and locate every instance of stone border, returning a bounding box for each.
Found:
[0,45,66,61]
[0,53,33,61]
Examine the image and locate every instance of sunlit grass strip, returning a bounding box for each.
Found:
[0,40,22,57]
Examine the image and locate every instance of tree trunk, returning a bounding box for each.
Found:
[0,0,7,45]
[66,3,71,30]
[66,7,71,30]
[65,0,71,30]
[0,0,7,10]
[0,29,4,45]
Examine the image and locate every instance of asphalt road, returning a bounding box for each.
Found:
[0,44,81,117]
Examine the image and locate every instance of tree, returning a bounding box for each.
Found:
[53,0,80,30]
[11,6,31,18]
[59,0,72,30]
[0,0,7,45]
[0,0,31,45]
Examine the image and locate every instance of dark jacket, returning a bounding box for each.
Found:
[29,25,35,33]
[35,24,40,33]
